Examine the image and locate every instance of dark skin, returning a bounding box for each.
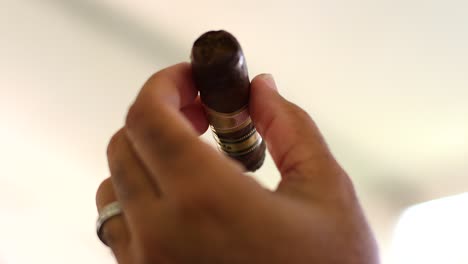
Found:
[96,63,380,264]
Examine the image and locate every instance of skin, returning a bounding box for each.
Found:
[95,62,380,264]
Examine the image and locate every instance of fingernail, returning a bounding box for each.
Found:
[258,73,277,91]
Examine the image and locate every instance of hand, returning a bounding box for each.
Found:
[95,63,379,264]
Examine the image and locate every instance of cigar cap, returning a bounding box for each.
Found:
[192,30,241,67]
[191,30,250,113]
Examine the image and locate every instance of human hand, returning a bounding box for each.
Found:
[96,63,379,264]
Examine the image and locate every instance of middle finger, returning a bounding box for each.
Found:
[107,128,160,225]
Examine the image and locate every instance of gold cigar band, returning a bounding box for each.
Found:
[203,105,251,133]
[214,128,263,156]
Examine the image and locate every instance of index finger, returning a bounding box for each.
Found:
[125,63,245,196]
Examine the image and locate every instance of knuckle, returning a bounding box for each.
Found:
[106,137,118,159]
[125,100,145,130]
[125,77,159,130]
[97,178,112,194]
[278,102,317,139]
[146,70,165,85]
[126,101,192,165]
[286,102,313,123]
[107,129,125,159]
[125,85,163,134]
[285,102,326,147]
[95,178,113,207]
[321,170,358,204]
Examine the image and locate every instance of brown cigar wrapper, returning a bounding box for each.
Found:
[191,30,266,171]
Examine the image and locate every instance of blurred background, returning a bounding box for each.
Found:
[1,0,467,263]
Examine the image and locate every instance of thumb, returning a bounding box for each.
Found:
[250,74,349,197]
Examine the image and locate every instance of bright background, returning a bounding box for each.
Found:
[1,1,467,263]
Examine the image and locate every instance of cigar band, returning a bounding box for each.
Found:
[203,105,251,133]
[213,128,263,156]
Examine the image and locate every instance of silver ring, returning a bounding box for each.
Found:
[96,201,123,245]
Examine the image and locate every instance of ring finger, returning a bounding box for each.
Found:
[96,178,130,261]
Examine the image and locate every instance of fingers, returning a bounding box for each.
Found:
[95,178,130,261]
[125,63,245,198]
[250,74,351,196]
[107,128,160,224]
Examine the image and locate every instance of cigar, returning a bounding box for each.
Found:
[191,30,266,171]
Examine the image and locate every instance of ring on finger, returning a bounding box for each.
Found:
[96,201,123,245]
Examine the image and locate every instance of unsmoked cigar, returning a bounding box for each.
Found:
[191,30,266,171]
